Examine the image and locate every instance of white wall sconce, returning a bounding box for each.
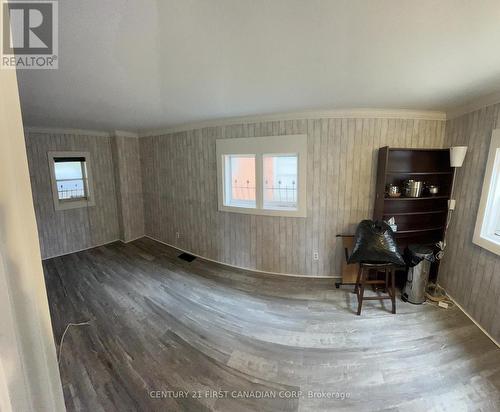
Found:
[450,146,468,168]
[449,146,468,208]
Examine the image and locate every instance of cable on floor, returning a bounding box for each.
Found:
[58,320,91,365]
[425,283,454,309]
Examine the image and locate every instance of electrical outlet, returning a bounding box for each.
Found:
[176,232,181,239]
[313,252,319,261]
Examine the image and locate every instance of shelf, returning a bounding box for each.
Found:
[388,148,448,152]
[383,210,447,216]
[375,146,453,249]
[384,195,449,201]
[395,226,444,234]
[386,171,453,175]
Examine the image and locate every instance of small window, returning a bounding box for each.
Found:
[48,152,95,210]
[473,129,500,255]
[54,159,87,201]
[216,135,307,217]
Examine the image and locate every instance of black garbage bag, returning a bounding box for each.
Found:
[404,245,435,267]
[348,220,405,265]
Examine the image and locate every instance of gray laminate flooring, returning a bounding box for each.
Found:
[43,237,500,411]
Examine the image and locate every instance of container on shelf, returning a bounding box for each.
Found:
[404,180,424,198]
[387,184,401,197]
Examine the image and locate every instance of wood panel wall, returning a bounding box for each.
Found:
[111,135,145,242]
[140,117,445,276]
[24,112,499,342]
[25,131,121,258]
[439,103,500,343]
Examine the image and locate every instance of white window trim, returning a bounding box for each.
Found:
[473,129,500,256]
[47,151,96,211]
[216,135,307,218]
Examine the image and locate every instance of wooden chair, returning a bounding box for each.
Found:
[354,263,396,315]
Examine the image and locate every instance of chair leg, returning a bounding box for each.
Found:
[391,268,396,314]
[385,268,389,293]
[357,268,365,315]
[354,265,362,294]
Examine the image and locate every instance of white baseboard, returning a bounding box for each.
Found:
[42,239,122,260]
[42,233,146,260]
[144,235,341,279]
[43,235,341,279]
[123,234,146,244]
[439,286,499,348]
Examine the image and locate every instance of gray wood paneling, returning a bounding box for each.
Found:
[140,117,445,277]
[25,131,120,258]
[439,103,500,343]
[111,136,145,242]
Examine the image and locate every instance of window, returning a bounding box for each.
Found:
[473,129,500,255]
[216,135,307,217]
[48,152,95,210]
[263,154,298,210]
[224,155,256,208]
[54,159,87,200]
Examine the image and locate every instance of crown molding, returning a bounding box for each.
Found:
[20,95,500,138]
[24,126,111,137]
[24,127,140,138]
[138,108,447,137]
[23,108,447,139]
[446,91,500,120]
[112,130,139,138]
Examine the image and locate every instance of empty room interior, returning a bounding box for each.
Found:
[2,1,500,411]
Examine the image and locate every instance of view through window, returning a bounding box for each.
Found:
[225,155,256,208]
[263,155,298,210]
[54,157,88,201]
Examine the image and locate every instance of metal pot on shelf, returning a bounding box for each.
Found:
[404,180,424,198]
[427,185,439,195]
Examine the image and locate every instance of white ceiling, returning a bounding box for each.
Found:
[17,0,500,132]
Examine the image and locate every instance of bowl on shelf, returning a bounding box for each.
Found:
[387,184,401,197]
[427,185,439,195]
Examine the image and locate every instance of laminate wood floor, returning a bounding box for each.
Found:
[43,238,500,411]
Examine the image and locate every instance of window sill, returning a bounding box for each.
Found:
[219,204,306,218]
[54,198,95,211]
[472,234,500,256]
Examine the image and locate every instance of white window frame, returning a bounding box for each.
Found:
[48,151,95,211]
[216,135,307,217]
[473,129,500,255]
